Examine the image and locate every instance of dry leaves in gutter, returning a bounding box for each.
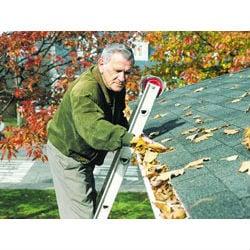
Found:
[131,136,186,219]
[131,135,211,219]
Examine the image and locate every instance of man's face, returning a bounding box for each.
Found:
[98,52,133,92]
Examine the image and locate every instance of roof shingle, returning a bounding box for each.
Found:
[142,68,250,218]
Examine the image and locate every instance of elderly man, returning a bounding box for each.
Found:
[47,43,135,219]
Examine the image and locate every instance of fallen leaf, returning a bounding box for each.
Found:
[171,208,186,219]
[194,132,213,143]
[155,164,169,172]
[144,165,157,178]
[239,161,250,175]
[130,136,144,145]
[204,127,218,133]
[194,87,204,93]
[161,138,172,143]
[148,142,168,153]
[240,92,249,98]
[224,128,239,135]
[195,118,204,124]
[185,111,193,116]
[159,99,168,104]
[221,155,238,161]
[154,187,173,202]
[153,114,162,119]
[220,124,230,129]
[193,115,201,119]
[230,85,239,89]
[150,176,163,187]
[131,136,147,155]
[186,133,198,141]
[157,168,185,181]
[183,106,191,111]
[181,128,198,135]
[175,103,181,107]
[166,146,175,153]
[155,202,172,217]
[149,131,160,138]
[153,112,168,119]
[143,151,158,163]
[185,158,210,169]
[231,98,241,103]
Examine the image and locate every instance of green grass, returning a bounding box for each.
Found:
[0,189,59,219]
[0,189,154,219]
[4,117,17,127]
[110,192,154,219]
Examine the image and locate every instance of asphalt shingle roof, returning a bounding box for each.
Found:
[142,68,250,218]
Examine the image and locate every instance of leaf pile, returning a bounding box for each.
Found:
[131,136,186,219]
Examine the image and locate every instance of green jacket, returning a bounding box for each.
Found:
[47,65,134,165]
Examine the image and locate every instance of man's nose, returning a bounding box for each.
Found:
[118,72,125,82]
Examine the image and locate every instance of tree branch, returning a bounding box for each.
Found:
[1,95,15,114]
[195,32,215,48]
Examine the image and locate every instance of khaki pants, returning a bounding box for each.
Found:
[46,141,97,219]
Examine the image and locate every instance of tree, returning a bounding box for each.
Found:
[143,31,250,88]
[0,31,141,161]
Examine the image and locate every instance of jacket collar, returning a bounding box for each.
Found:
[92,65,111,104]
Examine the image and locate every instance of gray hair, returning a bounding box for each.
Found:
[101,43,134,64]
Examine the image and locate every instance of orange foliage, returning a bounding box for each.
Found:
[0,31,141,161]
[144,31,250,88]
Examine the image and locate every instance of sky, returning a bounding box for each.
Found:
[1,0,249,31]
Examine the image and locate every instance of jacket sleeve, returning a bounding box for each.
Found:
[70,92,133,151]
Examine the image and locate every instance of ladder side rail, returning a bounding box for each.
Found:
[95,149,121,207]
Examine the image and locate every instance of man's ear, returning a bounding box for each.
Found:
[98,57,105,73]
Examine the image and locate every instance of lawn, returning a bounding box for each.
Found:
[0,189,154,219]
[3,117,17,127]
